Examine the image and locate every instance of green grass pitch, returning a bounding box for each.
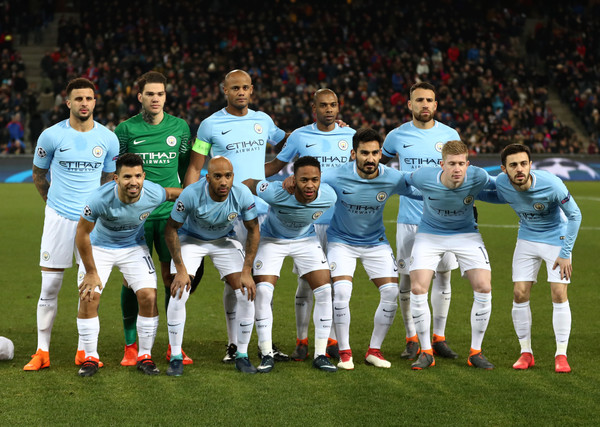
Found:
[0,182,598,425]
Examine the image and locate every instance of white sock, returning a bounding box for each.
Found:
[432,271,451,337]
[295,277,313,340]
[399,275,415,338]
[223,283,237,346]
[512,301,532,353]
[332,280,352,351]
[370,283,399,349]
[77,316,99,359]
[137,315,159,357]
[37,271,63,351]
[553,301,571,356]
[471,291,492,351]
[167,288,190,356]
[255,282,274,357]
[313,284,332,357]
[235,287,255,355]
[410,292,431,351]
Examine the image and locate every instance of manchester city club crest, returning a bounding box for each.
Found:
[228,212,238,221]
[312,211,323,220]
[376,191,388,202]
[533,202,545,211]
[254,123,263,134]
[338,140,348,150]
[329,262,337,271]
[435,142,444,152]
[42,251,50,261]
[463,195,474,205]
[254,260,263,270]
[166,135,177,147]
[93,146,103,158]
[398,259,406,269]
[139,212,150,221]
[78,271,85,282]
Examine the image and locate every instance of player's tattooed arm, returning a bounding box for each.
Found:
[165,217,190,298]
[100,171,114,185]
[32,165,50,202]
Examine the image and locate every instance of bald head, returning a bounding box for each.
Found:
[207,156,233,174]
[206,156,234,201]
[224,69,251,85]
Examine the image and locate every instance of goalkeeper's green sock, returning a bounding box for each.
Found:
[120,285,138,346]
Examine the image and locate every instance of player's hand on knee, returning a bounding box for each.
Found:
[78,273,102,302]
[553,257,572,281]
[171,272,191,299]
[240,274,256,301]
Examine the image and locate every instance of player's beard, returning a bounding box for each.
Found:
[74,111,92,122]
[509,171,531,187]
[413,109,435,124]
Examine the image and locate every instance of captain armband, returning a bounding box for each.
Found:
[192,138,211,155]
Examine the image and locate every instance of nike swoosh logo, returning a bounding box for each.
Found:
[428,197,439,200]
[321,260,327,264]
[319,318,332,322]
[40,298,53,301]
[278,210,288,214]
[240,322,253,327]
[256,317,268,322]
[475,311,489,317]
[412,313,424,319]
[399,290,410,294]
[306,143,316,148]
[59,148,70,152]
[334,307,345,310]
[403,144,413,148]
[133,139,146,145]
[393,268,398,272]
[342,190,353,194]
[382,308,396,312]
[222,130,232,135]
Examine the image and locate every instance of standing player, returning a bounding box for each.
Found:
[76,153,182,377]
[243,156,337,373]
[322,128,418,370]
[264,88,355,361]
[25,77,119,371]
[407,140,495,370]
[114,71,192,366]
[381,82,461,360]
[164,157,260,376]
[184,69,288,362]
[496,144,581,373]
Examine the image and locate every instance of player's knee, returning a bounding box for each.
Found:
[379,283,399,304]
[513,288,529,303]
[333,280,352,304]
[136,287,157,309]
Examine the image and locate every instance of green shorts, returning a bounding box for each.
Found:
[143,218,171,263]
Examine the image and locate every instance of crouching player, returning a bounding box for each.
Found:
[76,153,182,377]
[497,144,582,373]
[243,156,337,373]
[322,127,419,370]
[164,156,260,376]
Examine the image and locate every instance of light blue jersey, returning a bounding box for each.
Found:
[382,121,460,225]
[194,108,285,184]
[255,180,337,239]
[171,178,258,241]
[495,170,582,258]
[82,180,166,249]
[323,162,414,246]
[277,123,355,224]
[33,119,119,221]
[407,166,490,235]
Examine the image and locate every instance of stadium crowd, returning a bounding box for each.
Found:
[1,0,598,155]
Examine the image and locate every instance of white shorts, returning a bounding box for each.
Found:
[327,242,398,279]
[170,234,245,280]
[292,225,329,275]
[40,205,81,268]
[396,223,458,274]
[233,213,266,246]
[409,232,491,276]
[77,245,157,294]
[512,239,570,284]
[253,236,328,277]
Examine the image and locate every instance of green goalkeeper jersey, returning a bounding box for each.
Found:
[115,113,191,220]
